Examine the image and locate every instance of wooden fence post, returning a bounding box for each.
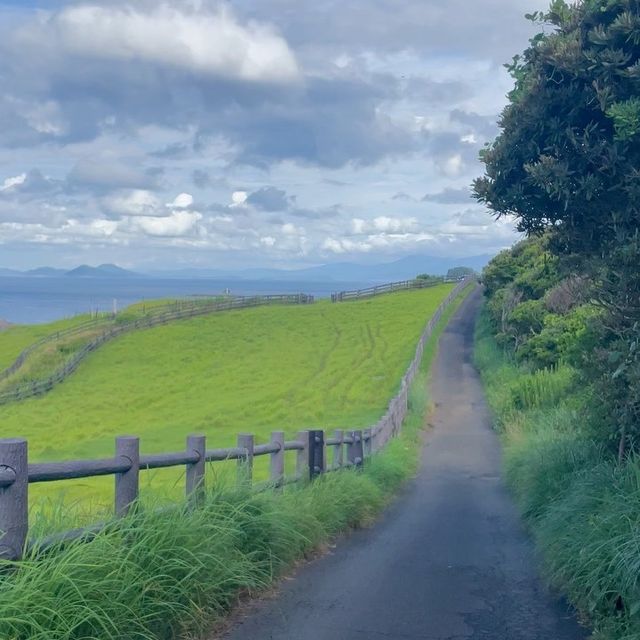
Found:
[347,430,364,469]
[354,430,364,468]
[296,430,309,479]
[270,431,285,486]
[237,434,254,487]
[115,436,139,517]
[0,439,27,560]
[332,429,344,470]
[308,430,324,480]
[186,434,206,506]
[363,428,372,458]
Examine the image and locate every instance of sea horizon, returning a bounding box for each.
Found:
[0,275,372,325]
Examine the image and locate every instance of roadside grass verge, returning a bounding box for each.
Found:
[0,285,473,640]
[474,308,640,639]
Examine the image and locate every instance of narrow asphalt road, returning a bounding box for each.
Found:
[223,288,589,640]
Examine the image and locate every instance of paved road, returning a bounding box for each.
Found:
[224,288,589,640]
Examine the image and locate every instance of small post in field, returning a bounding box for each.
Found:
[270,431,285,486]
[186,434,206,506]
[308,430,324,480]
[237,433,254,487]
[296,430,309,479]
[0,438,28,561]
[115,436,140,517]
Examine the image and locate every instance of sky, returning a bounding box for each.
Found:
[0,0,548,271]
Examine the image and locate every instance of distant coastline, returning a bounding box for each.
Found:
[0,275,371,325]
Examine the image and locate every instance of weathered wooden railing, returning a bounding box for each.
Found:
[0,279,472,561]
[331,277,457,302]
[0,293,314,405]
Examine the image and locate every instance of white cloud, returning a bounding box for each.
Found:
[0,174,27,192]
[372,216,418,232]
[231,191,248,207]
[440,154,464,177]
[322,230,436,255]
[350,216,418,234]
[260,236,276,247]
[39,4,300,84]
[168,193,194,209]
[23,101,66,136]
[65,218,119,237]
[351,218,367,234]
[102,189,162,217]
[134,210,202,237]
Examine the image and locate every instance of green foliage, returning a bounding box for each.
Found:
[475,0,640,456]
[517,305,600,368]
[607,97,640,140]
[508,365,576,411]
[445,266,475,279]
[415,273,440,283]
[475,0,640,256]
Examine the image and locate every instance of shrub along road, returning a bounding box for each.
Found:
[223,288,589,640]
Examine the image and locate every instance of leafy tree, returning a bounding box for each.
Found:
[446,266,475,279]
[475,0,640,459]
[415,273,440,283]
[474,0,640,259]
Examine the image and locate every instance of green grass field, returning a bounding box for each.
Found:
[0,284,453,509]
[0,284,472,640]
[0,315,101,371]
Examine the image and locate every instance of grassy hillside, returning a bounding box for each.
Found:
[0,284,453,509]
[0,315,98,371]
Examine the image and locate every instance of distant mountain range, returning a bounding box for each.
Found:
[0,263,139,278]
[148,254,491,282]
[0,254,492,283]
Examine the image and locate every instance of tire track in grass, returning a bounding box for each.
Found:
[283,309,344,412]
[337,321,378,408]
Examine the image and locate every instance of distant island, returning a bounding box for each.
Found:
[0,254,491,283]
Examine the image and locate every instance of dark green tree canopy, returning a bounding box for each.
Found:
[446,266,475,279]
[474,0,640,256]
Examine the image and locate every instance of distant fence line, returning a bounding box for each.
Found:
[330,276,459,302]
[0,278,473,561]
[0,294,314,406]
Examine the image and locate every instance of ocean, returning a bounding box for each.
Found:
[0,276,371,324]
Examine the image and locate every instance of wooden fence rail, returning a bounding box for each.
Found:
[0,293,314,406]
[330,276,461,302]
[0,279,472,560]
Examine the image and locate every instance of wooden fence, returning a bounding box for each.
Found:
[331,276,457,302]
[0,279,472,561]
[0,294,314,405]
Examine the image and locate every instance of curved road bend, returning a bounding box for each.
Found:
[223,287,589,640]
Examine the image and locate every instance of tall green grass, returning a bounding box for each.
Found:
[0,286,473,640]
[475,308,640,639]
